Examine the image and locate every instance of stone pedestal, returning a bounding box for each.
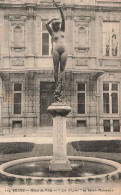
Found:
[48,102,72,171]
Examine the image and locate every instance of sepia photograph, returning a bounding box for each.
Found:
[0,0,121,194]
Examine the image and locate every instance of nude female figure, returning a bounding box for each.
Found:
[46,1,68,101]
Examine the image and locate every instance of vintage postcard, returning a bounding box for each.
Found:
[0,0,121,194]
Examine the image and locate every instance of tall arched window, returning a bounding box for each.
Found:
[14,26,22,47]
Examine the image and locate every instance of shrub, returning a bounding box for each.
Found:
[0,142,35,154]
[71,140,121,153]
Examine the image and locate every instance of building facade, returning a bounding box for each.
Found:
[0,0,121,135]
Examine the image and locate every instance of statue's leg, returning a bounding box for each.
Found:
[52,51,59,86]
[53,51,61,102]
[60,52,68,81]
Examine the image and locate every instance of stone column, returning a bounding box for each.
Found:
[48,102,72,171]
[0,77,3,135]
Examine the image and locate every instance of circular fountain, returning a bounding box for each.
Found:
[0,156,121,186]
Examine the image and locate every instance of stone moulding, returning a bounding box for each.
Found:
[48,102,72,117]
[10,58,24,66]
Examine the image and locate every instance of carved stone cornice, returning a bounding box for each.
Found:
[74,16,92,27]
[97,1,121,8]
[90,12,96,20]
[99,14,121,22]
[38,0,60,5]
[74,16,91,23]
[25,71,35,80]
[10,58,24,66]
[75,58,88,66]
[27,14,36,20]
[66,8,73,19]
[89,71,104,98]
[0,72,11,81]
[4,14,9,20]
[4,14,27,23]
[75,47,89,53]
[11,22,25,26]
[26,7,36,20]
[9,15,26,22]
[11,47,26,54]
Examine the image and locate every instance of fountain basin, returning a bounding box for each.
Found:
[0,156,121,185]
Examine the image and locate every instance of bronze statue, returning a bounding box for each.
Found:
[46,1,68,102]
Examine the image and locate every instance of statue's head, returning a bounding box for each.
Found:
[52,20,60,31]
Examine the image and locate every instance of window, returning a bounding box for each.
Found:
[13,83,22,114]
[77,83,86,114]
[77,120,86,127]
[12,121,22,129]
[103,119,120,132]
[103,22,119,57]
[14,26,22,47]
[41,20,52,55]
[103,83,119,114]
[113,120,120,132]
[103,120,110,132]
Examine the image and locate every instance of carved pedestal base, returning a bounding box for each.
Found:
[48,102,72,171]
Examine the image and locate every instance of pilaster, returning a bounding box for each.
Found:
[4,14,10,68]
[66,8,73,55]
[26,7,36,68]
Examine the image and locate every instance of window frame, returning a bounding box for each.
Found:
[113,120,120,132]
[77,120,87,127]
[13,83,22,115]
[40,20,52,56]
[77,83,86,114]
[103,119,120,132]
[103,120,111,132]
[103,82,119,114]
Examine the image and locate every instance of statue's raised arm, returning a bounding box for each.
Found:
[46,1,65,34]
[46,18,58,36]
[53,1,65,32]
